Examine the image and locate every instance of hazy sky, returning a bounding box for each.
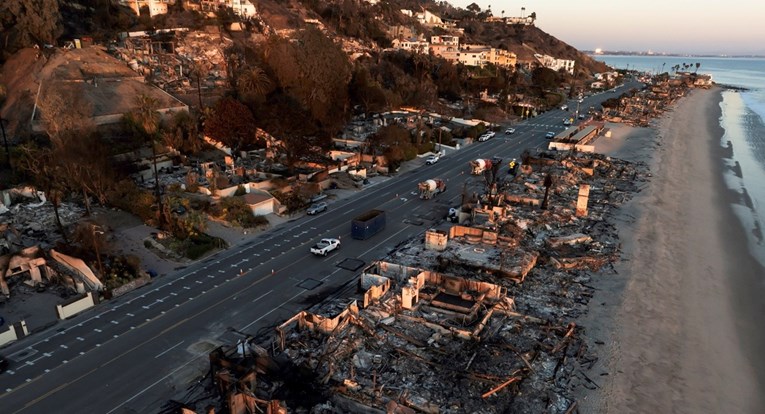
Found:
[447,0,765,55]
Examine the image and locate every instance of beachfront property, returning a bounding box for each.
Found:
[189,147,647,412]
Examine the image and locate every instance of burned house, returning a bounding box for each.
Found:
[171,150,648,413]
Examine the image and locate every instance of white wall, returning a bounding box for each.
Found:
[56,292,97,320]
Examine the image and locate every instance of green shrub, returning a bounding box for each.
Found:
[403,146,418,161]
[184,234,227,260]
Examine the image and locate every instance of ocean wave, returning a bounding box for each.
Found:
[719,91,765,268]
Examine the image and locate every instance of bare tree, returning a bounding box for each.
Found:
[17,144,68,241]
[37,86,94,146]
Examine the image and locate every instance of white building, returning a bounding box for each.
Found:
[392,38,430,54]
[401,9,445,27]
[121,0,170,17]
[430,35,459,47]
[534,54,575,75]
[457,45,488,67]
[200,0,257,17]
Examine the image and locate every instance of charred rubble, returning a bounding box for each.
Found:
[172,150,649,414]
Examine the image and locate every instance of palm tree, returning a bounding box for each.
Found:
[501,10,505,20]
[237,65,272,103]
[133,94,165,228]
[695,62,701,73]
[521,7,525,18]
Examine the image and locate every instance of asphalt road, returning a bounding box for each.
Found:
[0,81,640,413]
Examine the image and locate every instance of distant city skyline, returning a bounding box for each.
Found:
[446,0,765,56]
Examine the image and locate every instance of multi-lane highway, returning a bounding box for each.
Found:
[0,82,638,413]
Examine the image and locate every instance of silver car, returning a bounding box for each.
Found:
[306,202,328,215]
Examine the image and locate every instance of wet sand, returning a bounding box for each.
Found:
[581,88,765,413]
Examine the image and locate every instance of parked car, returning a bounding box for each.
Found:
[425,154,440,165]
[505,128,516,135]
[545,131,556,139]
[306,202,328,215]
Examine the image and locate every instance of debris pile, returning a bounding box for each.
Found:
[113,30,232,96]
[172,150,649,413]
[1,190,84,253]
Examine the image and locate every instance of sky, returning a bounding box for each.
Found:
[446,0,765,55]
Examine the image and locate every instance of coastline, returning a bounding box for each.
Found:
[581,87,765,413]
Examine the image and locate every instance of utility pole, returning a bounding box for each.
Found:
[0,117,10,170]
[92,224,105,277]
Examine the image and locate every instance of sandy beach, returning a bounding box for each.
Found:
[581,87,765,413]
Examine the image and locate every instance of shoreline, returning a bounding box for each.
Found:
[581,87,765,412]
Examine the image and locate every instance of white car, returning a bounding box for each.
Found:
[478,131,496,142]
[425,154,440,165]
[505,128,516,135]
[310,238,340,256]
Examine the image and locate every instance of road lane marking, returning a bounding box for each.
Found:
[360,226,410,257]
[251,290,274,303]
[241,307,279,331]
[154,340,184,358]
[105,352,206,414]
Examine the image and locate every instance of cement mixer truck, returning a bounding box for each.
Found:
[470,158,494,175]
[418,179,446,199]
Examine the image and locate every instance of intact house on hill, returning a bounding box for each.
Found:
[392,35,517,69]
[534,53,575,75]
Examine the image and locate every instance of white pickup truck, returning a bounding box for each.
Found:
[310,238,341,256]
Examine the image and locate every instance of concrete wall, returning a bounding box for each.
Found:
[548,142,595,152]
[203,135,232,155]
[247,198,277,216]
[56,292,97,320]
[423,272,505,300]
[370,261,422,282]
[110,275,150,297]
[0,321,29,347]
[449,225,499,244]
[360,274,391,308]
[425,229,448,251]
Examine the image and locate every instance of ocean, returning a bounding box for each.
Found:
[595,55,765,268]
